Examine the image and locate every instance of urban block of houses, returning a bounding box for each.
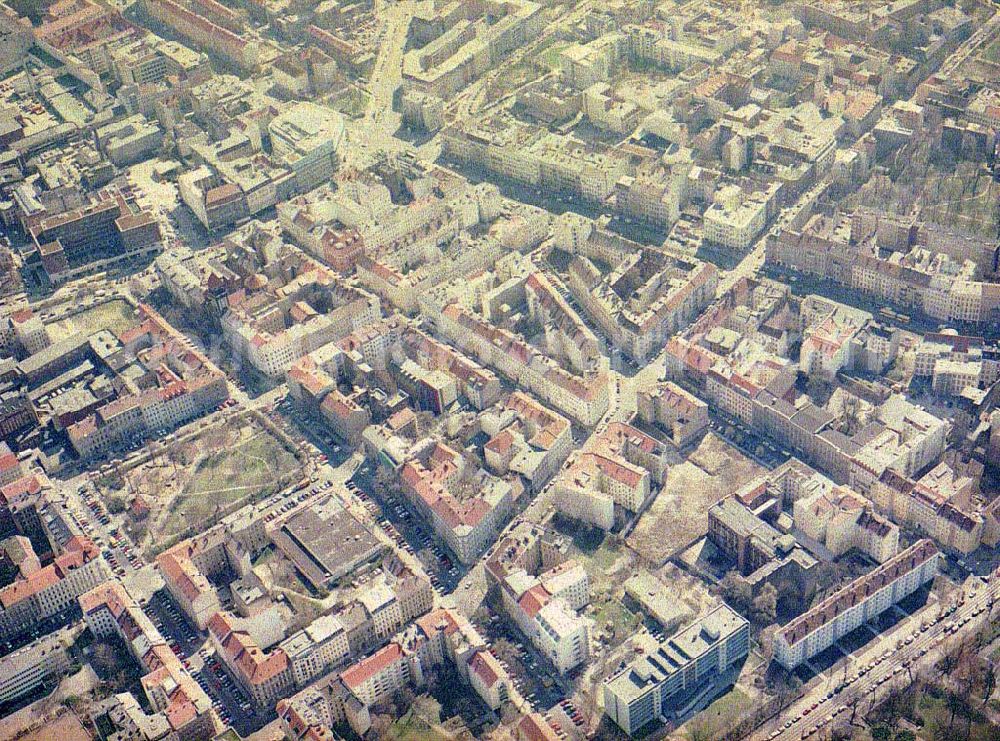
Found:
[66,308,229,459]
[773,539,940,669]
[221,254,380,378]
[559,214,719,362]
[432,302,609,427]
[603,603,750,736]
[0,535,110,643]
[485,530,592,676]
[554,421,669,529]
[277,607,510,737]
[767,212,1000,326]
[81,581,218,739]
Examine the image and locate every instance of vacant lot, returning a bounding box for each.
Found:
[628,433,765,565]
[681,687,754,740]
[98,416,303,556]
[47,300,139,342]
[161,426,300,542]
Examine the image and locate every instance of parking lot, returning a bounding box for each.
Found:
[472,611,567,712]
[142,590,267,734]
[76,483,145,577]
[708,410,790,469]
[350,461,465,593]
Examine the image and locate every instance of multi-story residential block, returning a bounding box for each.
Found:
[554,422,668,529]
[485,528,591,675]
[768,213,1000,327]
[396,327,502,411]
[524,271,604,375]
[0,536,110,642]
[481,391,574,492]
[277,608,502,737]
[636,380,709,447]
[140,0,261,71]
[703,185,775,252]
[560,216,718,362]
[434,303,609,427]
[397,439,514,565]
[0,628,73,704]
[603,604,750,736]
[222,261,380,378]
[208,611,295,707]
[80,581,217,739]
[65,311,229,459]
[279,614,352,688]
[402,0,545,98]
[773,540,940,669]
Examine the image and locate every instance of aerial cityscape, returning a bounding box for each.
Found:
[0,0,998,739]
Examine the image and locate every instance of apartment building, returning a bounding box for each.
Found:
[0,536,110,642]
[703,185,772,251]
[208,611,295,707]
[636,380,709,447]
[65,315,229,459]
[554,422,668,529]
[278,607,499,738]
[872,463,983,554]
[773,539,940,669]
[0,628,73,704]
[767,213,1000,326]
[524,271,604,375]
[222,265,380,378]
[279,614,352,687]
[603,604,750,736]
[561,219,718,362]
[481,391,573,491]
[397,327,503,411]
[140,0,260,71]
[794,485,900,563]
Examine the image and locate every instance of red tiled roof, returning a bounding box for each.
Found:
[779,539,938,647]
[340,643,403,690]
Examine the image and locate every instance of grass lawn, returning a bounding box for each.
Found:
[49,300,139,341]
[389,698,450,741]
[162,431,297,541]
[982,38,1000,63]
[687,687,753,739]
[540,40,571,70]
[593,595,641,643]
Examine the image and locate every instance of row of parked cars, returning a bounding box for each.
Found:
[774,595,989,739]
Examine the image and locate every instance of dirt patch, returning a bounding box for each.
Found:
[627,433,765,565]
[95,414,304,557]
[18,711,91,741]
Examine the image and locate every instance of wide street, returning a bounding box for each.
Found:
[757,576,999,740]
